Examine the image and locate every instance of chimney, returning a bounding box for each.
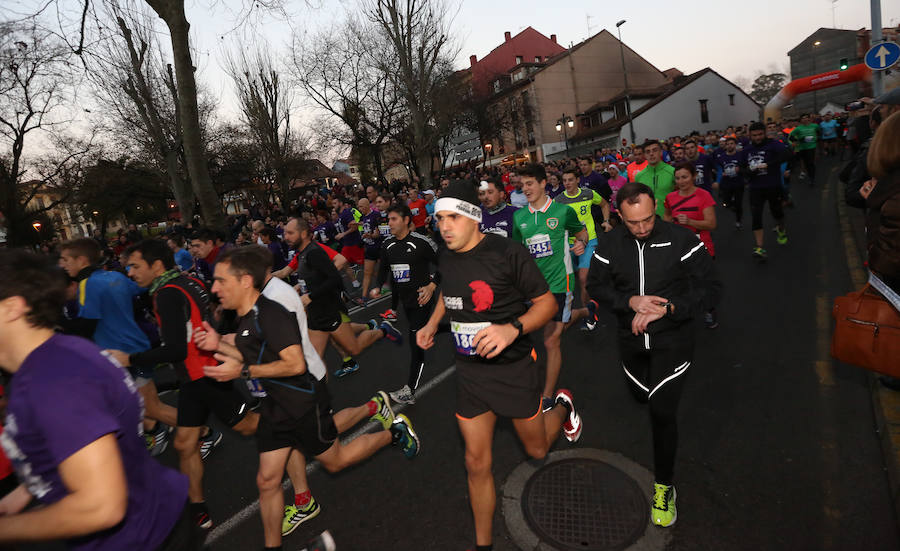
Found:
[551,34,557,43]
[469,54,477,67]
[504,31,511,42]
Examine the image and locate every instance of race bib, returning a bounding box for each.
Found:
[724,165,737,177]
[411,208,420,216]
[298,279,308,294]
[526,234,553,259]
[804,135,814,143]
[484,226,509,238]
[451,321,491,356]
[391,263,411,283]
[378,224,391,238]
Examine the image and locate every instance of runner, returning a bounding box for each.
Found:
[742,122,793,261]
[577,156,612,201]
[545,172,565,199]
[196,246,419,551]
[417,181,582,551]
[370,204,441,404]
[512,164,592,405]
[56,239,176,456]
[358,197,386,298]
[634,140,676,217]
[606,164,628,225]
[282,218,402,369]
[683,139,715,193]
[626,144,648,182]
[713,135,746,228]
[587,182,720,528]
[110,239,259,530]
[335,197,365,269]
[478,178,517,238]
[0,249,196,550]
[820,112,840,157]
[664,162,719,328]
[789,113,819,187]
[555,166,610,324]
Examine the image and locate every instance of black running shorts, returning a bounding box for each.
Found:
[177,378,249,428]
[455,351,542,420]
[255,393,338,456]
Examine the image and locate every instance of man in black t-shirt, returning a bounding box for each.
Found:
[417,182,583,551]
[194,247,420,551]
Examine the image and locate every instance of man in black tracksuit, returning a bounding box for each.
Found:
[587,182,720,528]
[370,204,441,405]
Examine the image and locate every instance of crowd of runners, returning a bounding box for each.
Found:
[0,105,881,551]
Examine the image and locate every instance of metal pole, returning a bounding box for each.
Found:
[562,114,570,157]
[617,23,636,145]
[871,0,884,97]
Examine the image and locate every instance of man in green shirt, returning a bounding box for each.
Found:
[634,140,675,217]
[555,167,610,322]
[512,164,590,407]
[789,113,819,187]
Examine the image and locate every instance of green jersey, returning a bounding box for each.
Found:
[555,188,605,241]
[790,124,819,151]
[634,162,675,217]
[512,197,583,293]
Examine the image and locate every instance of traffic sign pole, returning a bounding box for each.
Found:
[871,0,883,97]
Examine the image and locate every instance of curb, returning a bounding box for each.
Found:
[832,164,900,528]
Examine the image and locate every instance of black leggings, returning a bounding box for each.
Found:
[719,185,744,223]
[620,343,692,485]
[795,149,816,183]
[401,298,449,391]
[749,187,784,231]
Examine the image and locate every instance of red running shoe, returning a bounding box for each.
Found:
[554,389,582,443]
[379,309,399,322]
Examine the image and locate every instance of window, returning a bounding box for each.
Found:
[515,56,523,65]
[493,80,501,93]
[729,93,735,106]
[581,116,591,129]
[535,56,541,63]
[699,99,709,124]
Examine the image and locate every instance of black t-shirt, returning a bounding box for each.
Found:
[438,233,549,363]
[293,241,344,321]
[235,295,317,422]
[376,232,439,306]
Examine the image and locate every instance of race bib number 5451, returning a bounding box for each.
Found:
[451,321,491,356]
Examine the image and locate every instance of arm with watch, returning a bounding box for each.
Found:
[194,322,307,382]
[471,291,556,359]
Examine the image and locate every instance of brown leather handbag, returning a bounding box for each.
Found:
[831,284,900,376]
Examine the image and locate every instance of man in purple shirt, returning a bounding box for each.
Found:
[335,197,364,266]
[577,156,612,202]
[684,139,715,193]
[0,249,195,550]
[478,178,517,238]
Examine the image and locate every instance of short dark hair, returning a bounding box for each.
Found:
[632,144,645,152]
[259,227,277,240]
[167,234,185,247]
[673,161,697,177]
[749,122,766,132]
[561,167,579,179]
[126,239,175,270]
[0,249,68,329]
[59,238,102,264]
[616,182,656,207]
[191,228,217,243]
[517,163,547,182]
[387,204,412,224]
[481,177,504,192]
[217,246,270,289]
[642,139,661,150]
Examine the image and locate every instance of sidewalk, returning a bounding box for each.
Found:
[833,162,900,527]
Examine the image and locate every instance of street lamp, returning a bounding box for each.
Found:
[555,114,575,158]
[616,20,636,146]
[812,40,822,113]
[31,221,41,233]
[483,142,492,168]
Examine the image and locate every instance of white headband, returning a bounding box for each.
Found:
[434,197,482,222]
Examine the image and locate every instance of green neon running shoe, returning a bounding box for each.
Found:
[651,482,677,527]
[370,390,395,430]
[752,247,767,261]
[776,228,788,245]
[390,414,420,458]
[282,498,321,536]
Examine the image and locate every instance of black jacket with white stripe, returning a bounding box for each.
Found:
[376,231,440,307]
[587,220,721,349]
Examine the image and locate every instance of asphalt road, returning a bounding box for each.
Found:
[22,157,900,551]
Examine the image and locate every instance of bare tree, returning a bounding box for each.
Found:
[292,19,403,183]
[362,0,459,188]
[225,43,309,208]
[85,3,196,223]
[0,22,93,246]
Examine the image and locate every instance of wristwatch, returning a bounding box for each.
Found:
[665,302,674,316]
[241,363,251,380]
[511,318,524,337]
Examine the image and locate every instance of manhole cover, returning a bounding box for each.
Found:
[521,458,648,551]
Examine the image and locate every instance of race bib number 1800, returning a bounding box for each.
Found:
[526,234,553,259]
[451,321,491,356]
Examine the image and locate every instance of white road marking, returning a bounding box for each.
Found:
[205,363,457,544]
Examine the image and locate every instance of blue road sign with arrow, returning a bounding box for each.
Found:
[865,41,900,71]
